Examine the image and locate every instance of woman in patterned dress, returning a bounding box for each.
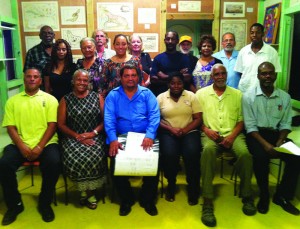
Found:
[100,34,148,98]
[76,37,104,93]
[58,69,107,210]
[191,35,222,92]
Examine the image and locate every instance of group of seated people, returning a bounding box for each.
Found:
[0,24,299,228]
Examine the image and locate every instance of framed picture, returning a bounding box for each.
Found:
[263,3,281,44]
[220,20,247,51]
[223,2,245,18]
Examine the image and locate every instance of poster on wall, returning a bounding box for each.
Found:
[61,6,86,25]
[220,20,247,51]
[61,28,87,50]
[22,1,59,32]
[97,2,134,32]
[263,3,281,44]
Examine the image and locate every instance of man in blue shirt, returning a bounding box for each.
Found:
[104,65,160,216]
[150,31,192,96]
[213,32,240,88]
[243,62,300,215]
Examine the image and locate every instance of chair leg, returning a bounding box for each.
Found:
[220,156,224,178]
[160,170,164,198]
[234,169,238,196]
[53,189,57,206]
[62,172,69,205]
[276,159,283,188]
[30,165,34,186]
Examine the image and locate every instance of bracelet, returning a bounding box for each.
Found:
[36,145,42,150]
[93,129,98,135]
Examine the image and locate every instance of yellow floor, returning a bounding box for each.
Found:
[0,161,299,229]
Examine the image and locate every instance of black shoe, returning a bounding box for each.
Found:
[119,203,132,216]
[188,195,199,206]
[38,205,55,222]
[1,203,24,226]
[257,198,269,214]
[165,190,175,202]
[242,197,257,216]
[141,203,158,216]
[201,204,216,227]
[273,195,300,215]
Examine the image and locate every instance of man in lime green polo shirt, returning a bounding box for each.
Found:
[0,68,60,226]
[195,64,255,227]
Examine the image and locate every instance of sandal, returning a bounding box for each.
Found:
[86,199,97,210]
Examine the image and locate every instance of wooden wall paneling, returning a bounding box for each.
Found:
[219,0,258,44]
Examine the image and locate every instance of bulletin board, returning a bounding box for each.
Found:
[18,0,162,63]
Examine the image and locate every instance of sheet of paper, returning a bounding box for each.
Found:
[274,141,300,156]
[114,132,159,176]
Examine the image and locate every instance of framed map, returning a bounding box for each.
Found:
[97,2,134,32]
[22,1,59,32]
[61,6,86,25]
[220,20,247,51]
[61,28,87,50]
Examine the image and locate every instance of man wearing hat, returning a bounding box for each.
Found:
[179,35,198,71]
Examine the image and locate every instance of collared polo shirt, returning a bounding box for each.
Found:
[196,85,243,137]
[2,90,58,148]
[157,89,201,129]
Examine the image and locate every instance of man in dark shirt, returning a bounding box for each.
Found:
[23,25,55,89]
[150,31,192,96]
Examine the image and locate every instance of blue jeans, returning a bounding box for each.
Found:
[0,144,61,209]
[159,130,201,195]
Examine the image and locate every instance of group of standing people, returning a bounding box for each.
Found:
[0,22,299,228]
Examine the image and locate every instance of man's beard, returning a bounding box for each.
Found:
[180,46,190,54]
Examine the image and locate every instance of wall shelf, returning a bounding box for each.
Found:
[0,25,15,30]
[0,58,16,61]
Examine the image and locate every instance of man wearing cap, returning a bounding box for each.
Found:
[179,35,198,71]
[213,32,240,89]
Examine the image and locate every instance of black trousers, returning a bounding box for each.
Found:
[0,144,61,209]
[246,130,300,200]
[110,157,159,205]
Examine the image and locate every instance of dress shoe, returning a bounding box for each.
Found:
[119,204,132,216]
[38,205,55,222]
[165,190,175,202]
[141,203,158,216]
[2,202,24,226]
[242,197,257,216]
[273,195,300,215]
[257,198,269,214]
[188,197,199,206]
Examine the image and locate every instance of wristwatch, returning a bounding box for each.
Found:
[93,129,98,135]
